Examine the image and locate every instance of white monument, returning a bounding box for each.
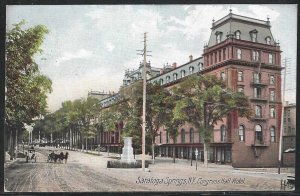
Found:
[121,137,136,163]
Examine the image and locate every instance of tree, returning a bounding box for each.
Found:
[76,97,101,151]
[164,91,185,163]
[173,75,252,167]
[146,83,170,163]
[5,21,52,158]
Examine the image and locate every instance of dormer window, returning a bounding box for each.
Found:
[250,30,258,42]
[173,73,178,81]
[189,66,194,74]
[181,70,186,78]
[160,78,164,85]
[235,30,241,39]
[221,72,226,81]
[216,31,223,44]
[166,76,171,83]
[266,37,271,45]
[199,63,203,71]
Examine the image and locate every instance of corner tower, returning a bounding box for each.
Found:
[202,11,282,167]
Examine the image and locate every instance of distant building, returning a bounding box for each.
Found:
[282,102,296,167]
[88,90,110,101]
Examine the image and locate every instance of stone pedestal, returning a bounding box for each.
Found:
[121,137,136,163]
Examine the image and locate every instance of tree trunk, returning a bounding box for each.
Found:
[9,129,14,160]
[173,145,175,163]
[81,135,84,151]
[85,138,88,151]
[69,128,72,150]
[151,138,155,164]
[14,129,18,159]
[204,142,208,167]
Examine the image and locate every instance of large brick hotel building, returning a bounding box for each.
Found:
[97,12,282,167]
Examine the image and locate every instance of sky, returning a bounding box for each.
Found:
[6,4,297,112]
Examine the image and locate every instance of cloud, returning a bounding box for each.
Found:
[55,49,92,66]
[163,5,229,40]
[47,66,123,112]
[247,5,280,21]
[105,42,115,52]
[85,6,164,41]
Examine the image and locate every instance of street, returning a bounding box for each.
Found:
[4,147,150,192]
[4,146,294,192]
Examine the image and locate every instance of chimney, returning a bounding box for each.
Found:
[160,68,164,74]
[189,55,193,62]
[172,62,177,69]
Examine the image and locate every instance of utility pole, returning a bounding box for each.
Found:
[137,32,151,171]
[278,58,287,174]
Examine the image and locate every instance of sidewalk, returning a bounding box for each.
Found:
[35,146,296,176]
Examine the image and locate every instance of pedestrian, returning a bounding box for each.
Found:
[65,152,69,164]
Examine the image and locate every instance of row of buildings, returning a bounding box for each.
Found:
[89,11,295,167]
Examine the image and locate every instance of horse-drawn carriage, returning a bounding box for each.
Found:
[47,151,68,163]
[26,149,36,163]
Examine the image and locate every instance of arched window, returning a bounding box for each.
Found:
[160,78,164,85]
[255,124,263,143]
[189,66,194,74]
[173,73,178,81]
[250,30,258,42]
[220,125,226,142]
[255,105,262,118]
[216,32,223,43]
[181,129,185,143]
[181,70,186,78]
[270,126,276,142]
[189,128,194,143]
[266,37,271,45]
[270,106,276,118]
[270,75,275,85]
[239,125,245,141]
[235,31,241,39]
[166,76,170,83]
[221,72,226,81]
[199,63,203,71]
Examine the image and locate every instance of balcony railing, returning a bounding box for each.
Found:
[250,81,268,87]
[250,97,268,102]
[252,139,269,147]
[252,116,267,121]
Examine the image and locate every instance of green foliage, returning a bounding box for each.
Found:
[173,74,252,143]
[163,91,185,143]
[5,21,52,131]
[146,83,170,141]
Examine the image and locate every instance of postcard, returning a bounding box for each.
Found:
[4,4,297,193]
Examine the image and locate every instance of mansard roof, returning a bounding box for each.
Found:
[208,13,275,47]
